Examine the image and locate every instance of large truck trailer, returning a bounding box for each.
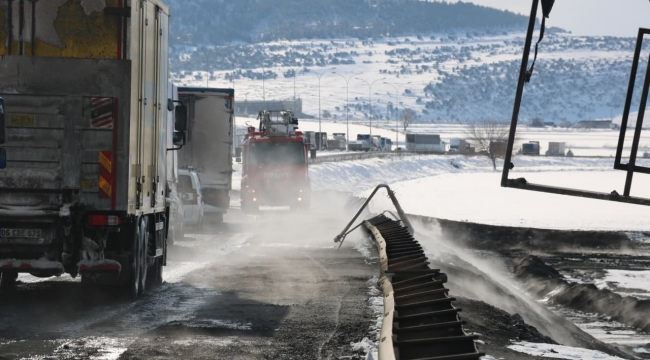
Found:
[177,88,234,224]
[0,0,184,298]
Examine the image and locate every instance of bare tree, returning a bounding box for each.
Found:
[464,120,510,170]
[401,108,416,133]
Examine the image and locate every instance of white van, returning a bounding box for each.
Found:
[178,169,204,227]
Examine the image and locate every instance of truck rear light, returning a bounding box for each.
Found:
[88,215,121,226]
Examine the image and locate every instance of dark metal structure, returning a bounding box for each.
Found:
[501,0,650,206]
[365,214,483,360]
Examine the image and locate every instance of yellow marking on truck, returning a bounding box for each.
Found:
[81,179,98,191]
[9,114,36,127]
[99,151,112,172]
[99,176,112,197]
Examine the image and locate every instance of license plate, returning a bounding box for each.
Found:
[0,228,42,239]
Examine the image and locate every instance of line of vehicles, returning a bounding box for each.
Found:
[299,132,394,152]
[0,0,310,298]
[0,0,311,298]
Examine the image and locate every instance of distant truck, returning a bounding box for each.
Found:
[0,0,183,297]
[327,133,347,151]
[303,131,317,150]
[546,142,566,157]
[380,137,393,151]
[349,134,372,151]
[315,132,328,150]
[450,138,473,153]
[522,141,541,156]
[406,134,448,152]
[177,88,234,223]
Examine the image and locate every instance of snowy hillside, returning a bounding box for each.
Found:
[173,31,648,123]
[165,0,526,46]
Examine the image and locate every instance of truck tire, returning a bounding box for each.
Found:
[0,272,18,288]
[138,217,149,296]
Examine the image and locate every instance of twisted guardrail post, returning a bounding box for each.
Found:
[333,184,414,248]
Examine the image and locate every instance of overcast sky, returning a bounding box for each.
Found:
[441,0,649,37]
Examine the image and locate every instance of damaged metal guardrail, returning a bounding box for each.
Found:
[335,185,483,360]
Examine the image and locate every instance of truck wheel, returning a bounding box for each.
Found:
[0,272,18,288]
[138,217,149,296]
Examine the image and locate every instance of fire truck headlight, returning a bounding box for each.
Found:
[253,197,258,202]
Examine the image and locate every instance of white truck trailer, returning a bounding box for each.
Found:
[177,88,234,223]
[0,0,184,298]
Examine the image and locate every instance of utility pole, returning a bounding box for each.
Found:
[315,67,336,150]
[384,81,411,150]
[356,77,385,137]
[333,72,361,151]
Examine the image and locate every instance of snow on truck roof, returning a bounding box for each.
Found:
[177,87,235,97]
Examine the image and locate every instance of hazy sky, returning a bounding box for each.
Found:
[442,0,649,37]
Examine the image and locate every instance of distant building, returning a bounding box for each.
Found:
[406,134,448,152]
[575,120,613,129]
[236,99,305,117]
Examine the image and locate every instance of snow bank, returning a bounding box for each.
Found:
[310,154,613,194]
[309,152,648,230]
[596,269,650,295]
[508,341,626,359]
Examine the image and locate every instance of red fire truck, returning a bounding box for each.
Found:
[240,111,310,212]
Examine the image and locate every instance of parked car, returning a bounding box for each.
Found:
[178,169,204,227]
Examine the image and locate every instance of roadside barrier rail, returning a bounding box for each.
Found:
[365,214,483,360]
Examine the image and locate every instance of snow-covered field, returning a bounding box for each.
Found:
[508,341,626,360]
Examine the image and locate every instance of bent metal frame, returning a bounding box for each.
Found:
[501,0,650,207]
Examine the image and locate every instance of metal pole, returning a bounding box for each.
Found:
[263,64,266,107]
[294,69,297,112]
[346,82,349,151]
[356,78,385,140]
[501,0,540,187]
[624,53,650,196]
[384,81,410,150]
[369,84,372,137]
[319,75,321,148]
[396,90,399,149]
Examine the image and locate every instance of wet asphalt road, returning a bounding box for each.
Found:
[0,194,377,360]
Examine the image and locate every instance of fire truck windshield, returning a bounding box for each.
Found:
[249,141,305,166]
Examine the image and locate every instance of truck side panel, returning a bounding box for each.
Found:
[127,1,169,215]
[0,0,122,58]
[177,88,234,212]
[0,57,131,212]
